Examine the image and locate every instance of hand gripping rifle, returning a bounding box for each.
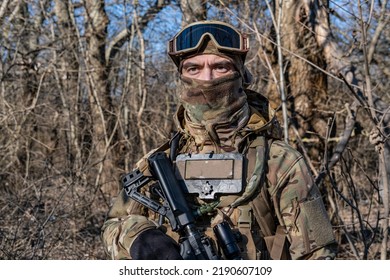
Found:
[121,151,241,260]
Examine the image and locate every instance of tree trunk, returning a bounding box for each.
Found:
[267,0,330,166]
[53,0,83,173]
[83,0,117,195]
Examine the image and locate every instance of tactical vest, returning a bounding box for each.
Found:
[163,132,291,260]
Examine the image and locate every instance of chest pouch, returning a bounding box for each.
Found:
[175,153,244,199]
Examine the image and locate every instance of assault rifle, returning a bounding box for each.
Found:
[121,151,241,260]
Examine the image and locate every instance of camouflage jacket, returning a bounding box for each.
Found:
[101,90,338,260]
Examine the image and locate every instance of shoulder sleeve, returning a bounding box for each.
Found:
[266,140,338,259]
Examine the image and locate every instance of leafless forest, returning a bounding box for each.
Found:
[0,0,389,260]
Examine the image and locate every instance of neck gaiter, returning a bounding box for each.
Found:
[176,72,249,152]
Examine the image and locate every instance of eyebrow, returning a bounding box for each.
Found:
[213,61,234,68]
[182,61,200,69]
[182,60,234,69]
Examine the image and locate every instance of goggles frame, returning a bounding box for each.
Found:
[168,21,249,66]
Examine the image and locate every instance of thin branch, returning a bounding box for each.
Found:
[291,124,318,177]
[0,0,10,21]
[134,8,148,155]
[276,0,289,143]
[366,0,389,63]
[105,0,171,66]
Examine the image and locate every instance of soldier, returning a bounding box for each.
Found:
[101,20,338,260]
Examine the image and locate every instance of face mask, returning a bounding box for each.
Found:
[177,72,247,124]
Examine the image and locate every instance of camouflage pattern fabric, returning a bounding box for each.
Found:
[264,140,337,259]
[177,72,247,124]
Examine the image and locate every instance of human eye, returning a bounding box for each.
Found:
[184,66,200,75]
[215,65,229,73]
[214,60,234,74]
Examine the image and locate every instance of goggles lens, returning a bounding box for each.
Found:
[169,22,248,54]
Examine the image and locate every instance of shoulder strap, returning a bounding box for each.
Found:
[245,136,276,237]
[230,136,268,208]
[246,137,291,260]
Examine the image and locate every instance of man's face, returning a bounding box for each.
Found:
[181,54,235,80]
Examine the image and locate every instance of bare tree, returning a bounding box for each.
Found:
[0,0,388,260]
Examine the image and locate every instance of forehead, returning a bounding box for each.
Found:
[182,54,233,65]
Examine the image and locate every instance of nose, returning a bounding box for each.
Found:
[198,67,213,80]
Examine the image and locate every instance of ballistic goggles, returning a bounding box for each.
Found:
[168,21,249,67]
